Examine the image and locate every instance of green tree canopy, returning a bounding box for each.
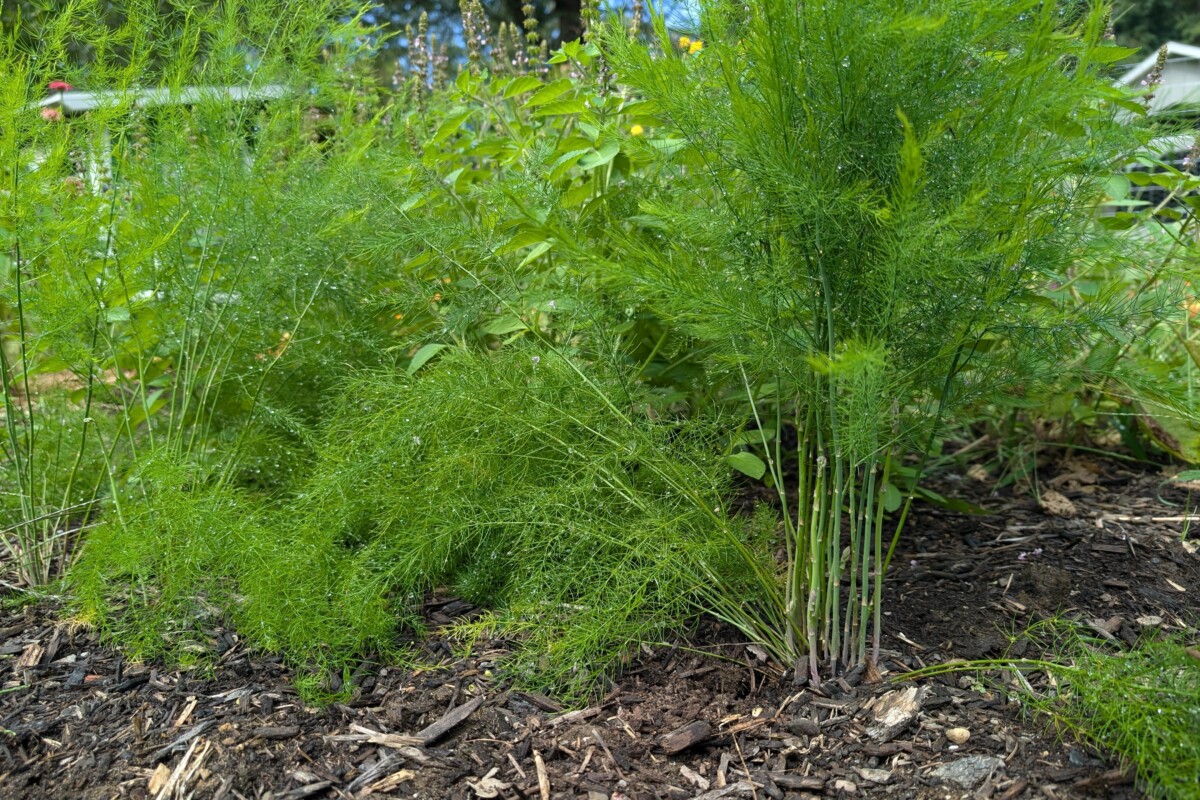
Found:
[1113,0,1200,53]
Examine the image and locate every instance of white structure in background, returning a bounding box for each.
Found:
[35,84,288,118]
[1118,42,1200,115]
[1114,43,1200,210]
[31,83,288,193]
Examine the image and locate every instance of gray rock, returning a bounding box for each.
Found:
[929,755,1006,788]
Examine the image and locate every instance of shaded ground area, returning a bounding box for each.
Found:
[2,457,1197,799]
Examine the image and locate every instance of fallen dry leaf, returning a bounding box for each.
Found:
[15,643,44,670]
[967,463,989,482]
[680,764,710,791]
[147,763,172,795]
[361,769,415,795]
[855,767,892,785]
[466,767,510,798]
[867,687,923,743]
[1039,490,1077,517]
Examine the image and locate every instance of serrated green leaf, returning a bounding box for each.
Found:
[127,389,167,427]
[524,79,573,107]
[1090,44,1140,64]
[646,138,688,155]
[550,148,590,181]
[577,142,620,170]
[619,99,658,116]
[531,99,588,117]
[399,193,425,212]
[481,316,528,335]
[496,228,546,255]
[519,241,552,267]
[729,429,777,448]
[1103,175,1130,201]
[562,183,592,208]
[503,75,543,98]
[433,111,473,144]
[882,483,902,512]
[556,135,594,151]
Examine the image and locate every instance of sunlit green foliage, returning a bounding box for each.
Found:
[4,0,1192,731]
[584,0,1155,680]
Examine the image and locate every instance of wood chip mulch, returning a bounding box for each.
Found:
[3,456,1196,799]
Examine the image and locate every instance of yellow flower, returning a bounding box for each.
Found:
[688,39,704,54]
[630,124,645,136]
[678,35,691,49]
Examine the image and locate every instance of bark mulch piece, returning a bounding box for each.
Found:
[2,456,1196,799]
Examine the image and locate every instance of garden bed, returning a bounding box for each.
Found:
[2,457,1197,800]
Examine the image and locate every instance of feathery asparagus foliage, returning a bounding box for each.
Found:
[589,0,1150,681]
[2,0,393,585]
[75,347,778,700]
[64,0,757,698]
[1015,621,1200,800]
[22,0,1186,709]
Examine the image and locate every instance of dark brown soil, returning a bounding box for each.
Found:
[2,456,1198,800]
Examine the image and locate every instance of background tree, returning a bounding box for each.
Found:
[1113,0,1200,53]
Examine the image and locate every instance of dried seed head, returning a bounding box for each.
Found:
[462,0,490,73]
[432,35,449,90]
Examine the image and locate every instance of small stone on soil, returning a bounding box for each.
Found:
[930,755,1006,789]
[855,767,892,785]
